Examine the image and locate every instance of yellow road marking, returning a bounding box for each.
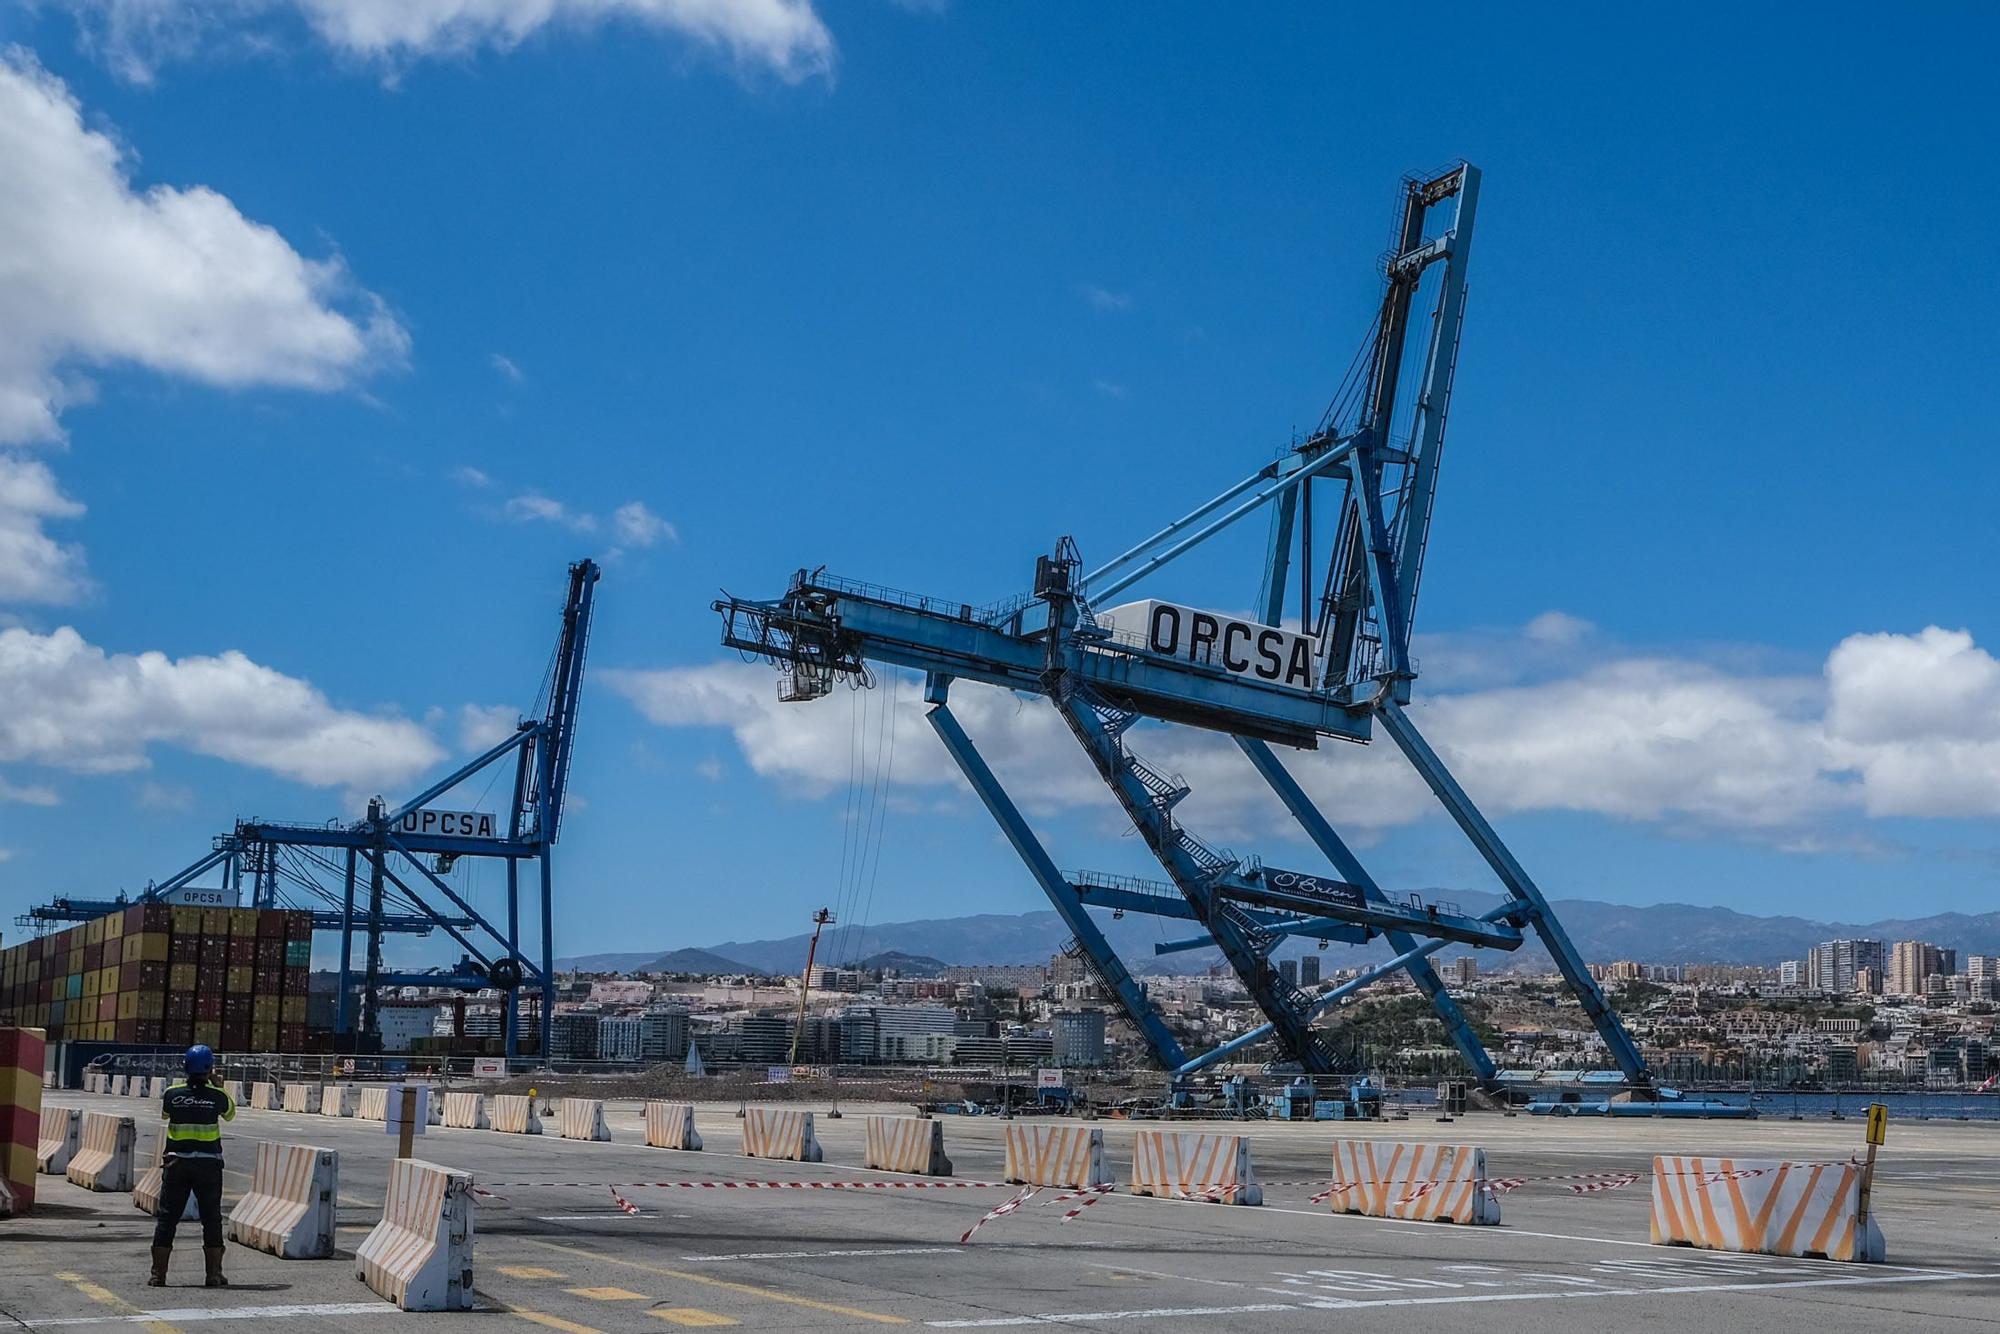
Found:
[496,1265,569,1279]
[477,1294,604,1334]
[52,1271,184,1334]
[650,1312,739,1328]
[521,1239,910,1324]
[564,1287,649,1302]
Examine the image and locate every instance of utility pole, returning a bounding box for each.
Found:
[789,908,835,1066]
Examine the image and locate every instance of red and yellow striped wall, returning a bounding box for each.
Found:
[0,1027,47,1213]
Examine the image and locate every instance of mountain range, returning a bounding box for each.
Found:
[556,894,2000,978]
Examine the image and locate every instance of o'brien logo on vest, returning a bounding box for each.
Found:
[1096,600,1319,691]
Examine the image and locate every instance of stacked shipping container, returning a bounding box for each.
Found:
[0,906,311,1052]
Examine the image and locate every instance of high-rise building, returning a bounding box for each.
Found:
[639,1006,690,1062]
[1778,960,1804,988]
[1451,956,1478,986]
[1808,940,1884,994]
[1051,1010,1107,1067]
[548,1010,601,1061]
[1888,941,1956,997]
[1967,955,2000,982]
[1299,955,1321,987]
[598,1014,643,1062]
[1278,959,1299,987]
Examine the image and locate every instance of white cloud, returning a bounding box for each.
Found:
[0,776,60,805]
[0,624,445,791]
[1079,283,1131,312]
[611,500,676,548]
[450,465,492,488]
[504,492,597,533]
[489,352,524,384]
[135,779,193,810]
[0,50,406,446]
[60,0,837,84]
[1091,380,1127,399]
[0,848,14,863]
[0,454,90,603]
[458,702,521,751]
[607,620,2000,846]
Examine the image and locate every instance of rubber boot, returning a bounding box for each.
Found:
[147,1246,170,1287]
[203,1246,228,1288]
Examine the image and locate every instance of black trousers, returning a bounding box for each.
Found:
[152,1155,225,1249]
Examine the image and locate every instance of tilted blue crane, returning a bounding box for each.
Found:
[716,163,1651,1089]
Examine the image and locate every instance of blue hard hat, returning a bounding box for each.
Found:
[184,1044,215,1075]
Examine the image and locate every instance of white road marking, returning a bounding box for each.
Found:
[23,1302,396,1327]
[1081,1263,1246,1289]
[680,1247,959,1263]
[923,1269,2000,1326]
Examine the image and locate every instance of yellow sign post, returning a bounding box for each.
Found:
[1858,1102,1887,1228]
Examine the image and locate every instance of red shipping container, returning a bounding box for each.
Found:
[280,1024,308,1051]
[132,1019,164,1044]
[119,961,142,992]
[220,1021,250,1050]
[137,961,168,991]
[115,1018,136,1043]
[199,937,227,966]
[254,939,282,967]
[82,941,101,971]
[169,936,199,964]
[195,994,223,1021]
[254,968,281,994]
[161,1013,194,1047]
[223,996,252,1021]
[228,938,255,966]
[284,911,313,940]
[126,904,172,934]
[96,994,117,1021]
[283,967,307,995]
[257,912,286,939]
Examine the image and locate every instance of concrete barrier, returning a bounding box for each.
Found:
[149,1076,169,1098]
[1003,1123,1111,1189]
[112,1074,131,1097]
[284,1084,322,1115]
[249,1081,280,1111]
[0,1175,14,1216]
[1328,1139,1499,1225]
[489,1095,541,1135]
[132,1132,200,1220]
[741,1107,822,1163]
[65,1111,136,1192]
[320,1086,359,1118]
[357,1087,389,1123]
[441,1092,489,1130]
[559,1098,611,1142]
[1650,1155,1884,1263]
[37,1107,81,1175]
[644,1101,702,1151]
[355,1158,475,1311]
[128,1077,149,1099]
[229,1140,339,1259]
[222,1080,245,1108]
[864,1115,952,1176]
[1129,1130,1260,1205]
[83,1073,99,1094]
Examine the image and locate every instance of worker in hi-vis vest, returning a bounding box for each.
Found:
[150,1044,236,1288]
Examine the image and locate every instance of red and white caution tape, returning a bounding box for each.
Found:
[480,1179,1015,1193]
[610,1187,640,1216]
[1045,1184,1115,1223]
[1566,1173,1643,1194]
[960,1186,1040,1243]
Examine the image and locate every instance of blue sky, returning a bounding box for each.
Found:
[1,3,1997,966]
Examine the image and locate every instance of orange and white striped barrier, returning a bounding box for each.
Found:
[250,1081,280,1111]
[643,1101,701,1151]
[740,1108,822,1163]
[132,1131,200,1220]
[1003,1124,1111,1189]
[357,1087,389,1123]
[559,1098,611,1142]
[65,1111,136,1192]
[441,1092,489,1130]
[1650,1155,1884,1263]
[320,1085,359,1118]
[490,1094,542,1135]
[283,1084,321,1115]
[1129,1130,1260,1205]
[1327,1139,1498,1225]
[865,1115,953,1176]
[355,1158,475,1311]
[37,1106,80,1175]
[228,1140,339,1258]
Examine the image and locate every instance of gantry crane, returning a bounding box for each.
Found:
[717,164,1651,1089]
[24,559,600,1064]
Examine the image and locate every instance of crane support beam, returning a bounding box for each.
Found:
[924,681,1187,1070]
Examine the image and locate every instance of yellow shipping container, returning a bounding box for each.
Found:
[228,908,260,937]
[169,963,197,992]
[103,910,125,939]
[193,1021,221,1046]
[24,959,39,983]
[117,992,139,1020]
[123,933,169,964]
[67,950,84,975]
[82,969,101,999]
[137,992,164,1021]
[85,915,106,944]
[171,906,202,936]
[201,908,229,936]
[252,996,279,1024]
[99,966,120,995]
[281,996,306,1024]
[226,965,253,994]
[250,1023,278,1051]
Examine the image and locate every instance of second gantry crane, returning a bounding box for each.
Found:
[716,163,1652,1091]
